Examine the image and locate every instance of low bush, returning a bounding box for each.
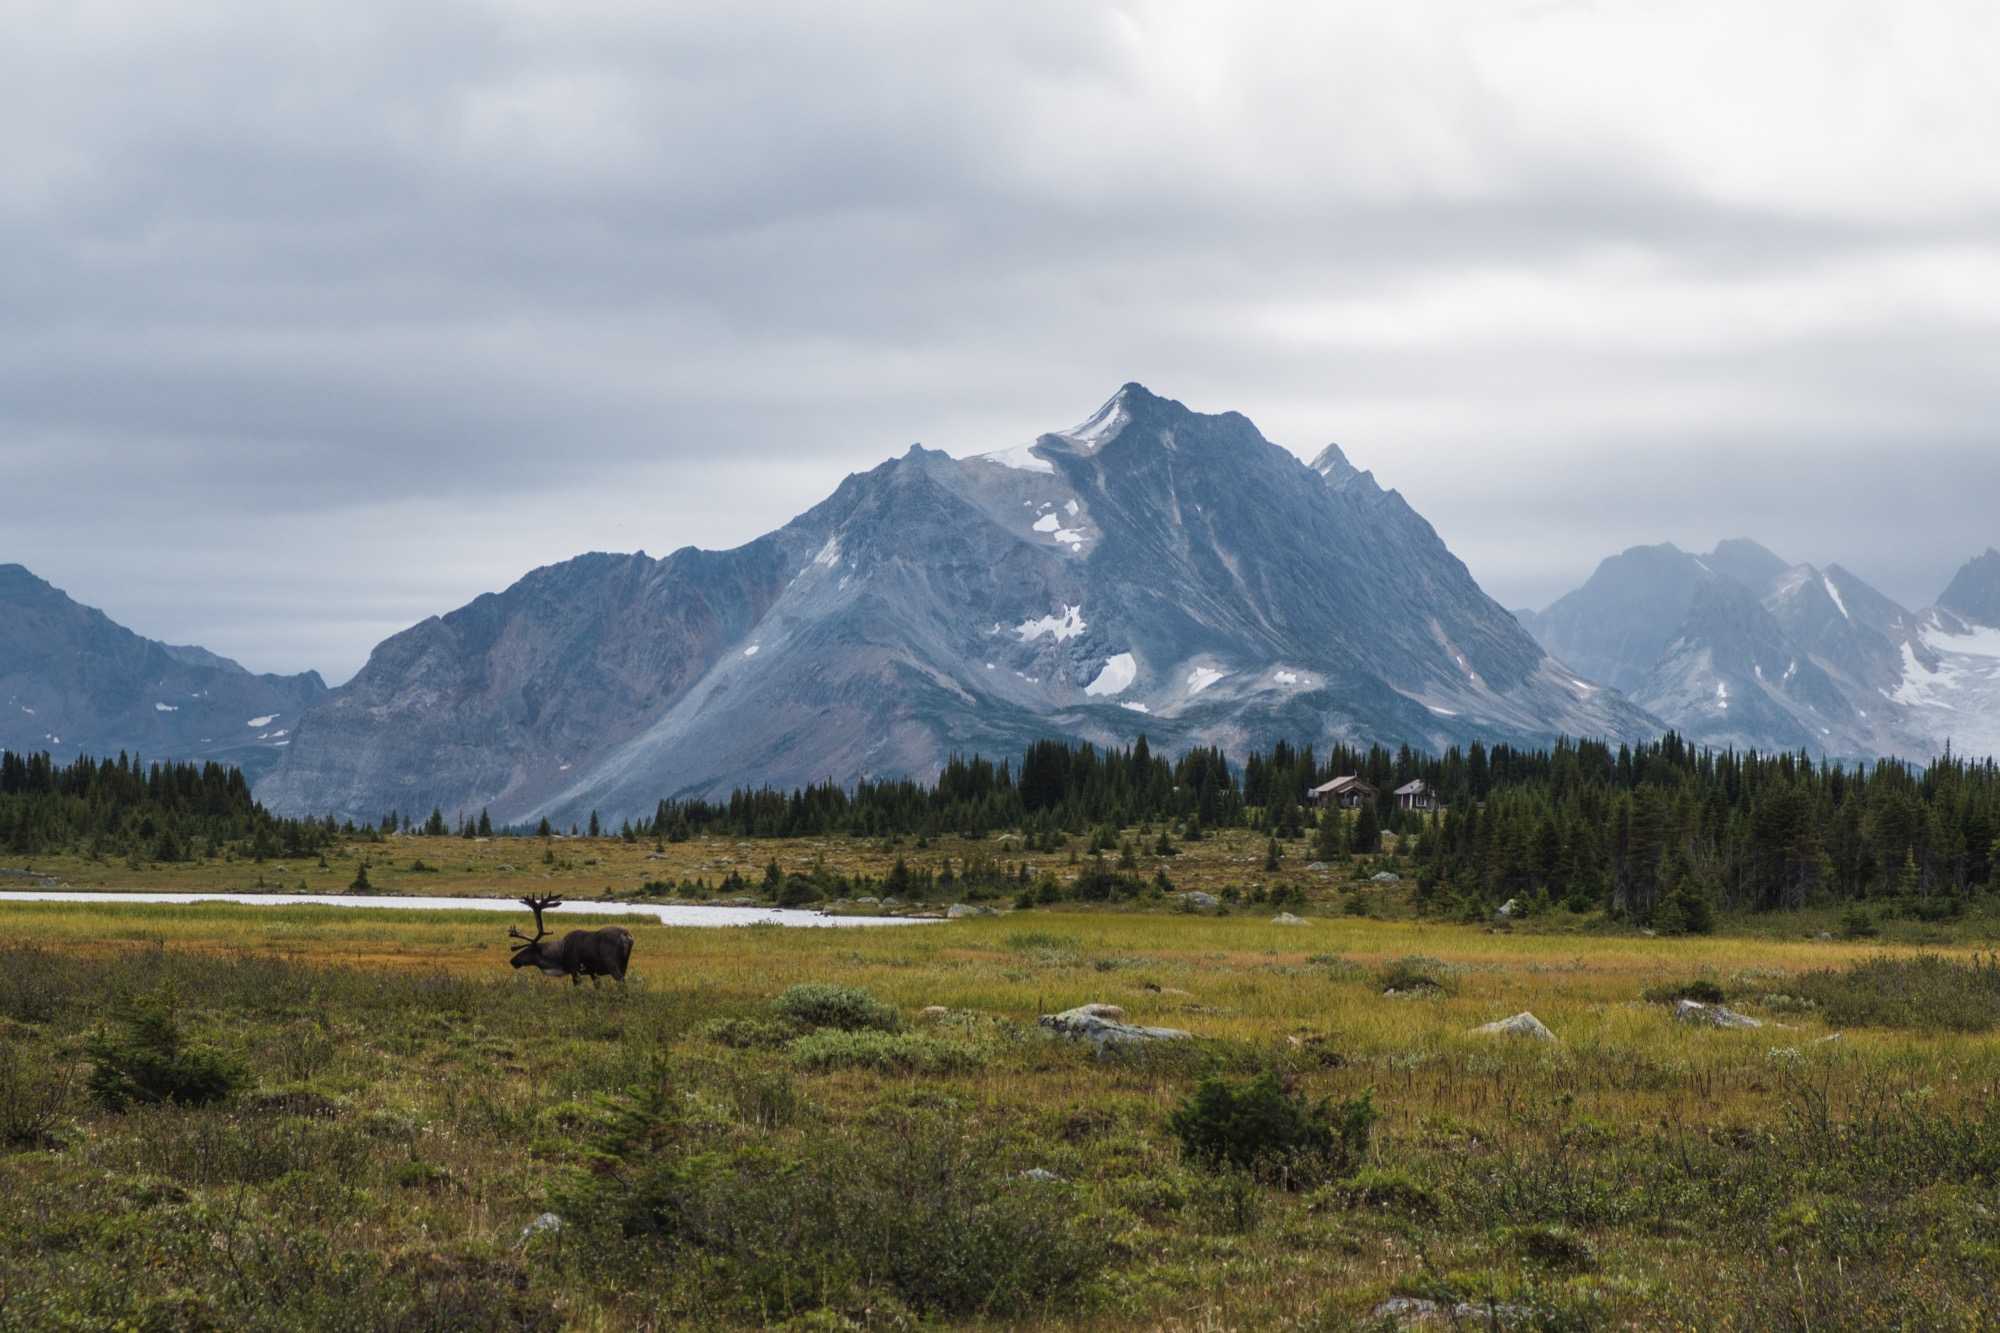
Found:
[1328,1165,1442,1218]
[1503,1222,1598,1271]
[0,1042,72,1149]
[1169,1072,1376,1183]
[85,989,246,1111]
[560,1089,1110,1319]
[772,983,901,1033]
[1378,957,1448,993]
[787,1030,981,1075]
[699,1016,795,1049]
[1789,954,2000,1032]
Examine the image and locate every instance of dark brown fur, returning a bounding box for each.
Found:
[506,896,635,986]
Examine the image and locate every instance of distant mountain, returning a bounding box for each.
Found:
[1522,540,2000,761]
[1939,549,2000,626]
[260,384,1657,825]
[0,565,326,779]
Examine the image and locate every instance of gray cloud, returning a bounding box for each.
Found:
[4,0,1998,680]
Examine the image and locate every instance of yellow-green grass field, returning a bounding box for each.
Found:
[4,843,2000,1328]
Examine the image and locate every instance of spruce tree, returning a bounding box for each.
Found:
[1350,803,1381,855]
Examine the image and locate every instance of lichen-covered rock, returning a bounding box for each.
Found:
[1674,999,1763,1029]
[1470,1012,1557,1042]
[1040,1006,1188,1047]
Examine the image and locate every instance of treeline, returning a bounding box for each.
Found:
[1407,735,2000,925]
[0,750,349,861]
[12,732,2000,924]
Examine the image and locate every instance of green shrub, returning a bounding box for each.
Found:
[700,1016,795,1049]
[1790,954,2000,1032]
[1169,1072,1375,1182]
[85,990,246,1111]
[0,1041,72,1149]
[787,1030,979,1075]
[1838,905,1879,939]
[772,983,901,1033]
[1503,1222,1597,1271]
[1329,1165,1441,1218]
[559,1091,1110,1319]
[1378,957,1447,993]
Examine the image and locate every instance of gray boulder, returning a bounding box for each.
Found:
[1271,912,1309,926]
[1178,891,1219,909]
[1371,871,1402,883]
[1674,999,1763,1029]
[1040,1005,1189,1048]
[1470,1012,1557,1043]
[518,1212,564,1244]
[946,902,1000,919]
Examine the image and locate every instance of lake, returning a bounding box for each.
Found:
[0,890,933,928]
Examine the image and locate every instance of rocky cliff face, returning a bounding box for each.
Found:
[0,564,325,780]
[260,385,1658,824]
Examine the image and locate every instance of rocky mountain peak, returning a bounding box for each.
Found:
[1939,548,2000,626]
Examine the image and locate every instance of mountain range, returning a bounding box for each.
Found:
[251,384,1652,824]
[8,384,1994,825]
[0,564,326,781]
[1517,541,2000,761]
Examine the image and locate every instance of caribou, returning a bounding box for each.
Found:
[507,895,635,986]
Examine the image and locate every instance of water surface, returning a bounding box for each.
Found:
[0,890,930,928]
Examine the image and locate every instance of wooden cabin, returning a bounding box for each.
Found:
[1308,775,1376,810]
[1394,779,1438,813]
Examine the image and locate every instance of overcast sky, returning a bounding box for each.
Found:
[7,0,1998,683]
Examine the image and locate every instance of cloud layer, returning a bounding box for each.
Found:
[6,1,1997,679]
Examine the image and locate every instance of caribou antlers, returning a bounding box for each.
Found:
[508,895,563,951]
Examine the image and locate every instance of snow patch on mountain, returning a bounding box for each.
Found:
[155,702,178,712]
[1061,392,1130,451]
[246,714,278,728]
[1016,605,1087,643]
[1185,666,1225,694]
[977,441,1054,474]
[1085,653,1137,697]
[1823,575,1850,620]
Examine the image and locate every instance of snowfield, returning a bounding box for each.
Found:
[1185,666,1225,694]
[1016,605,1087,643]
[1085,653,1137,697]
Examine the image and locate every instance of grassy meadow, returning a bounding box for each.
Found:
[5,837,2000,1328]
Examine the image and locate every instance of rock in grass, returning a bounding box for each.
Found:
[1040,1005,1188,1047]
[1470,1012,1557,1042]
[519,1212,564,1243]
[1673,999,1763,1029]
[1271,912,1309,925]
[1371,1296,1529,1326]
[1371,871,1402,883]
[1019,1167,1065,1183]
[1178,891,1219,909]
[946,902,1000,919]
